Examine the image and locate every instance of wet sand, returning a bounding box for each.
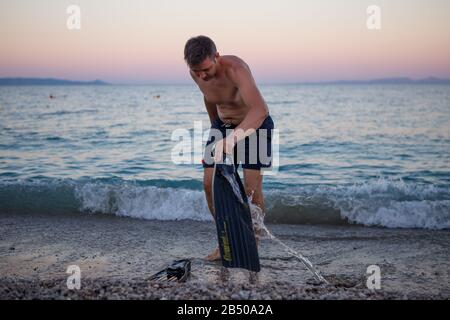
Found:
[0,212,449,299]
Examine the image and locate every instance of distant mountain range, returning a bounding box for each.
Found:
[0,77,449,86]
[313,77,450,85]
[0,78,109,85]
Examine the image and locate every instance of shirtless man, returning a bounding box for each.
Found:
[184,36,274,261]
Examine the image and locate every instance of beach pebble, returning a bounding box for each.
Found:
[238,290,250,299]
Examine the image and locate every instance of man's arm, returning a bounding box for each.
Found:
[227,65,269,143]
[204,96,219,125]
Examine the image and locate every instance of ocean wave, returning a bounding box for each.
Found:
[75,181,209,221]
[0,177,449,229]
[265,178,450,229]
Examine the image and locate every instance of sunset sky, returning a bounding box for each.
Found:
[1,0,449,84]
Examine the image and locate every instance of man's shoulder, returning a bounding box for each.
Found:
[221,55,251,83]
[221,55,249,70]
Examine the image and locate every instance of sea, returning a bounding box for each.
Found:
[1,84,449,229]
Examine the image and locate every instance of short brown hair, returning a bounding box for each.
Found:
[184,35,217,67]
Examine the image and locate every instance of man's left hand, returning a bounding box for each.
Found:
[214,134,235,163]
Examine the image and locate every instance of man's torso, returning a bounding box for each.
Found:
[194,55,250,125]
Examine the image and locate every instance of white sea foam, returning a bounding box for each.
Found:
[329,177,450,229]
[74,182,212,221]
[1,176,449,230]
[265,177,450,230]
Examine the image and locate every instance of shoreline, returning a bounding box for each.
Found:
[0,212,449,299]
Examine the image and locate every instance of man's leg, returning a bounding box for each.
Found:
[243,168,265,245]
[203,167,215,217]
[203,167,221,261]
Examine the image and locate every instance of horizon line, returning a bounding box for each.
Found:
[1,76,450,86]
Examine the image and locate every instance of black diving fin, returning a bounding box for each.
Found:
[149,259,191,283]
[212,156,261,272]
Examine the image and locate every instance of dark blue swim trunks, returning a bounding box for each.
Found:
[202,115,274,170]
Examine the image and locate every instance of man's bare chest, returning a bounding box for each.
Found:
[200,81,242,106]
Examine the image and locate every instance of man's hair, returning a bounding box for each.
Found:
[184,35,217,67]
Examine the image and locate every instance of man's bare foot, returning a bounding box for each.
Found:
[219,266,230,282]
[249,271,259,284]
[205,247,221,261]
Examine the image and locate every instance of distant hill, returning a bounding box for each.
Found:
[1,76,449,86]
[296,77,450,85]
[330,77,450,85]
[0,78,109,85]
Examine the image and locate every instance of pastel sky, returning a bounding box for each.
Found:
[1,0,449,84]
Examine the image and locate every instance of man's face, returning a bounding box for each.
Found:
[190,56,217,81]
